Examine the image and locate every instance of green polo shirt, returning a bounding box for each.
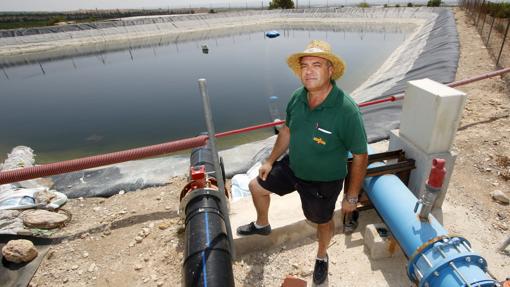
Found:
[285,82,367,182]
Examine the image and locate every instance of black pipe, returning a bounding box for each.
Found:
[183,189,234,287]
[182,143,234,287]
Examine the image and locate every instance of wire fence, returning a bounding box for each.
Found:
[460,0,510,68]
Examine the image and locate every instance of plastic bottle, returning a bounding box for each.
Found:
[268,96,280,121]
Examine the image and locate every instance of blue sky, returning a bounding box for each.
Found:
[0,0,458,12]
[1,0,269,11]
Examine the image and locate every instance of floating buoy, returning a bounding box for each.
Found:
[201,44,209,54]
[265,31,280,38]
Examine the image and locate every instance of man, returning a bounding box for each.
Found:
[237,40,368,285]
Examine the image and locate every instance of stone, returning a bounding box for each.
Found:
[2,239,38,263]
[22,210,68,229]
[88,263,96,272]
[491,190,509,204]
[71,265,79,270]
[82,251,89,258]
[47,249,56,260]
[158,223,170,230]
[134,264,142,271]
[135,236,144,243]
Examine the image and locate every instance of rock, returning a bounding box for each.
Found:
[134,264,142,271]
[47,249,56,260]
[63,278,69,283]
[88,263,96,272]
[491,190,509,204]
[103,230,111,236]
[158,223,170,230]
[1,239,38,263]
[142,228,151,236]
[118,190,125,195]
[135,236,144,243]
[80,233,90,239]
[82,251,89,258]
[22,210,68,229]
[71,265,79,270]
[300,268,313,277]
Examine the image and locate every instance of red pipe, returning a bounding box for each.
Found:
[356,67,510,108]
[0,136,207,185]
[1,68,509,185]
[358,95,403,108]
[216,120,285,138]
[447,67,510,87]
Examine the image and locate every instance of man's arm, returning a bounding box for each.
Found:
[259,125,290,180]
[342,153,368,213]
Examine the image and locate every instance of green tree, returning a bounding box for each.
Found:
[269,0,295,9]
[427,0,441,7]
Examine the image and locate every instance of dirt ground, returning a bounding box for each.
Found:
[27,8,509,287]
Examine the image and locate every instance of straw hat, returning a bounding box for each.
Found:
[287,40,346,80]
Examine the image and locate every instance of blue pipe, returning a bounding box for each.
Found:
[363,161,497,287]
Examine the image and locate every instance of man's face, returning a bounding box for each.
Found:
[299,56,333,91]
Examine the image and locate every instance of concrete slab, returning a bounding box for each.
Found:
[230,192,346,258]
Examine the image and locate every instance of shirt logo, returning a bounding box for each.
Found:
[313,137,326,145]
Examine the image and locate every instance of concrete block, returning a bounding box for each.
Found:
[364,223,403,260]
[400,79,466,154]
[389,129,456,211]
[230,192,346,257]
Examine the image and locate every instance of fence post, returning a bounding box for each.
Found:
[480,6,488,34]
[486,15,495,46]
[476,0,485,27]
[497,19,510,67]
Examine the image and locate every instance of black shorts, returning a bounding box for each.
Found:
[257,155,344,224]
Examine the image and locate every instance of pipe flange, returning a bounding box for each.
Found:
[178,188,221,219]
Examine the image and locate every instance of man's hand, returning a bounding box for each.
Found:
[258,161,273,181]
[341,198,357,214]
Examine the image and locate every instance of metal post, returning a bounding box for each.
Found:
[486,16,495,46]
[197,79,226,202]
[496,19,510,66]
[197,78,235,258]
[480,8,488,34]
[476,0,484,28]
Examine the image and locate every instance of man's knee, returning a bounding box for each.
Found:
[317,219,334,229]
[249,178,270,196]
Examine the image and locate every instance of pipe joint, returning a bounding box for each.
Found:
[408,236,496,287]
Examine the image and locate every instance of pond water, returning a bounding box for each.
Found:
[0,26,410,163]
